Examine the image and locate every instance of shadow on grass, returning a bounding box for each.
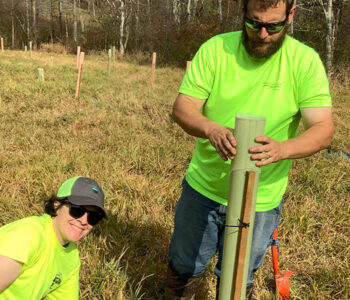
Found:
[92,213,171,299]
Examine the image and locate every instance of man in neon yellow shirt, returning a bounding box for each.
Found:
[0,176,107,299]
[166,0,334,299]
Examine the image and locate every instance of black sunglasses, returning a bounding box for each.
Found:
[245,14,289,33]
[67,203,104,226]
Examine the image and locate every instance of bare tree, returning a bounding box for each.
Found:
[25,0,30,42]
[173,0,181,30]
[49,0,54,44]
[187,0,191,22]
[32,0,37,48]
[316,0,333,74]
[58,0,63,39]
[218,0,223,32]
[119,0,126,54]
[74,0,78,44]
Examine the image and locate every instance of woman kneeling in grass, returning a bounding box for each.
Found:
[0,176,107,299]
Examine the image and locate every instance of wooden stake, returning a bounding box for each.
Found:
[151,52,157,86]
[76,46,81,69]
[232,171,256,300]
[186,60,191,71]
[1,38,4,52]
[24,45,27,52]
[75,52,85,98]
[38,68,45,81]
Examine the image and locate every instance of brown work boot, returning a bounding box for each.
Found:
[215,279,254,300]
[164,266,203,300]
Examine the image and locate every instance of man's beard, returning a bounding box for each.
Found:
[242,22,288,59]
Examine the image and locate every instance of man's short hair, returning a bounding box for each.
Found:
[242,0,295,14]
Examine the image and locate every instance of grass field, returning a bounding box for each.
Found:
[0,50,349,300]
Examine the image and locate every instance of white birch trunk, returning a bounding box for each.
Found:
[173,0,181,30]
[187,0,191,22]
[218,0,223,31]
[318,0,334,75]
[325,0,333,74]
[119,0,126,55]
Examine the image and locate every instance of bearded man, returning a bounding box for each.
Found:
[166,0,334,299]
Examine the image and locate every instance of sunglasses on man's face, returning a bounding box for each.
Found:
[245,15,288,33]
[68,203,104,226]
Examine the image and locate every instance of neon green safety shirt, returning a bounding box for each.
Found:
[0,214,80,300]
[180,31,332,211]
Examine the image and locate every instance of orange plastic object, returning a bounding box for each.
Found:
[272,229,294,299]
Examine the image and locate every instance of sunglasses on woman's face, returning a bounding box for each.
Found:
[245,15,288,33]
[67,203,104,226]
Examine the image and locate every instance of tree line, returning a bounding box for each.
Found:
[0,0,349,72]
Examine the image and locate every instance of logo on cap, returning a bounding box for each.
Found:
[92,186,99,193]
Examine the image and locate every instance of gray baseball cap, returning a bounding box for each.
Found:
[57,176,107,217]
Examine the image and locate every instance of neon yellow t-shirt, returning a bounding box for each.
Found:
[179,32,332,211]
[0,214,80,300]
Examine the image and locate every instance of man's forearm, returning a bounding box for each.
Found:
[172,93,237,160]
[172,107,216,139]
[281,122,334,159]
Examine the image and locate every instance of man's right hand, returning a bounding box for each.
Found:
[205,124,236,161]
[172,93,236,161]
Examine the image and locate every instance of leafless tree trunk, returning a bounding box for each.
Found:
[25,0,30,42]
[58,0,63,39]
[11,0,15,48]
[73,0,78,45]
[147,0,152,50]
[317,0,334,75]
[65,13,69,43]
[187,0,191,22]
[173,0,181,30]
[218,0,223,32]
[49,0,54,44]
[32,0,37,49]
[135,0,140,49]
[119,0,126,55]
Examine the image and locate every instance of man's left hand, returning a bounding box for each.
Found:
[249,136,285,166]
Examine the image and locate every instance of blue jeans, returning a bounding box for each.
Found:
[169,179,282,286]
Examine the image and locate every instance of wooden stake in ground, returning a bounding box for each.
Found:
[75,52,85,98]
[108,49,112,75]
[1,38,4,52]
[38,68,45,81]
[24,46,27,52]
[231,171,256,300]
[76,46,81,69]
[151,52,157,86]
[186,61,191,72]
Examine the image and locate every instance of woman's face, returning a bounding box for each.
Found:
[52,203,96,245]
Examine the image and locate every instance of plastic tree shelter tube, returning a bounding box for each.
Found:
[219,114,266,300]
